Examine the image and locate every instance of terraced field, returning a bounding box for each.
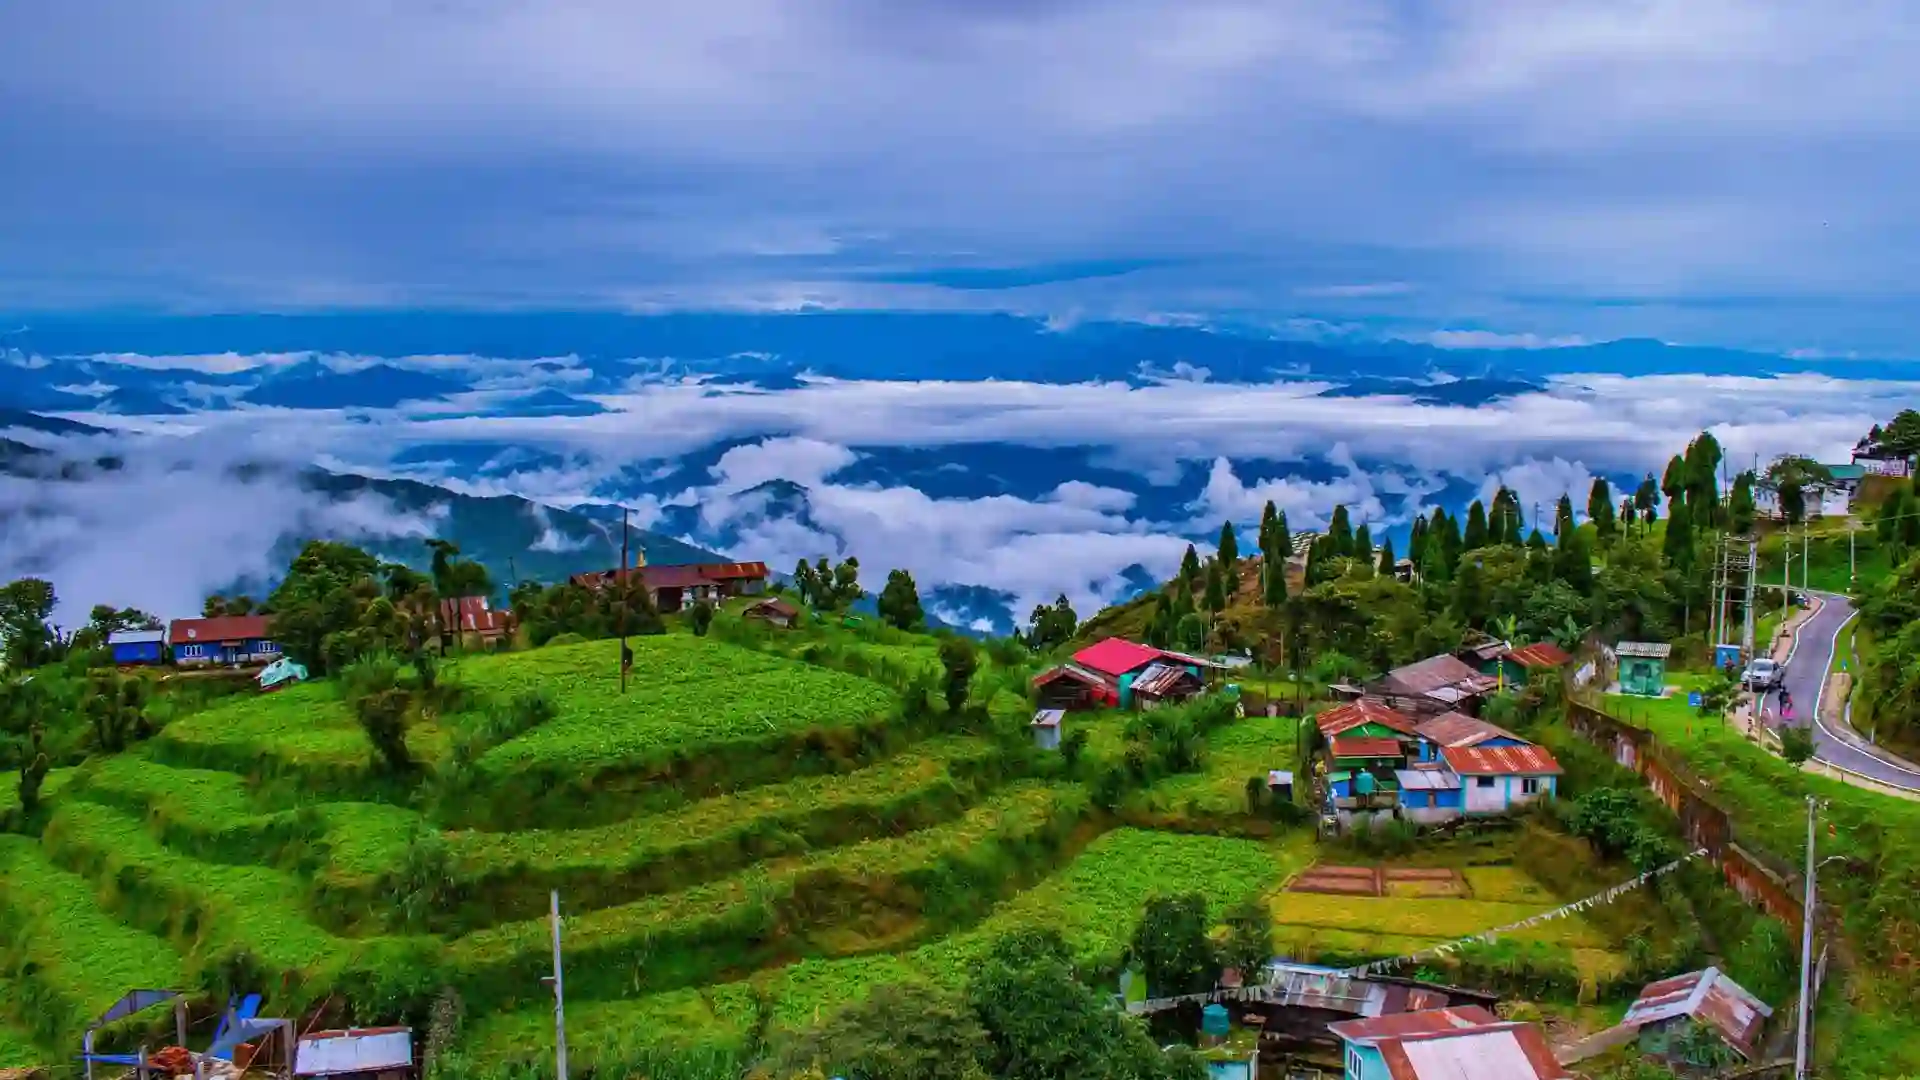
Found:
[0,631,1658,1071]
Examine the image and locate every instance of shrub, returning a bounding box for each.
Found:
[1779,724,1816,765]
[689,601,715,638]
[340,654,414,773]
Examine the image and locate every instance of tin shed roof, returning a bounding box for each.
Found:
[1394,768,1461,791]
[1132,662,1201,697]
[1441,744,1563,776]
[293,1027,413,1077]
[169,615,272,645]
[1377,1022,1566,1079]
[1331,736,1403,760]
[1329,1006,1499,1043]
[694,561,769,580]
[1384,654,1486,695]
[1615,641,1672,658]
[1505,642,1572,668]
[1071,637,1165,678]
[1416,712,1527,748]
[107,629,164,645]
[1622,967,1772,1059]
[1317,699,1420,738]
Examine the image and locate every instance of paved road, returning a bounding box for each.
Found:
[1762,591,1920,790]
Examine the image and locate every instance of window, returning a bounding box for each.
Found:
[1476,776,1496,789]
[1522,778,1540,795]
[1346,1047,1363,1078]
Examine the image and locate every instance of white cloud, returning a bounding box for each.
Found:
[1421,330,1592,350]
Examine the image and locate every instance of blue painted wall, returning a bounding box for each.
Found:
[109,640,163,665]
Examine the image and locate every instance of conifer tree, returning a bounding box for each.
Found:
[1327,505,1354,558]
[1587,478,1617,541]
[1218,520,1239,577]
[1203,559,1228,613]
[1352,523,1373,568]
[1377,537,1396,577]
[1464,500,1490,550]
[1179,544,1202,587]
[1554,494,1576,542]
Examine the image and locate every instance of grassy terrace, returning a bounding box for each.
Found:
[1123,713,1303,825]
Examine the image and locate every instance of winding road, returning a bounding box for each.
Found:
[1763,591,1920,790]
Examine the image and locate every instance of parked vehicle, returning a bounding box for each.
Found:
[1743,657,1784,693]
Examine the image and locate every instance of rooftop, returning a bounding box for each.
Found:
[107,629,165,645]
[1317,699,1420,738]
[1331,736,1404,760]
[1504,641,1572,669]
[1384,653,1488,695]
[1071,637,1166,678]
[1377,1022,1566,1079]
[1623,966,1773,1060]
[293,1027,413,1078]
[168,614,272,645]
[1416,712,1528,749]
[1329,1005,1499,1043]
[1441,744,1563,776]
[1616,641,1672,658]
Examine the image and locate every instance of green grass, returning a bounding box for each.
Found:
[150,678,450,784]
[0,766,76,820]
[1124,713,1303,822]
[445,736,1007,924]
[461,982,761,1072]
[1269,891,1613,948]
[0,992,44,1068]
[0,834,189,1048]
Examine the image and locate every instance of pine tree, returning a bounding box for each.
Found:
[1491,487,1523,545]
[1663,497,1694,568]
[1661,455,1687,503]
[1203,559,1228,613]
[1271,509,1292,566]
[1218,520,1239,577]
[1258,501,1279,557]
[1730,471,1757,533]
[1588,478,1616,541]
[1352,523,1373,568]
[1464,500,1490,550]
[1635,474,1660,527]
[1408,515,1429,570]
[1180,544,1202,587]
[1264,555,1288,608]
[1377,537,1396,577]
[1554,494,1576,543]
[1556,527,1595,595]
[1328,505,1354,558]
[1684,431,1724,525]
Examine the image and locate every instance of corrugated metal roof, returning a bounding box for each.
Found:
[1132,662,1201,697]
[1622,967,1772,1059]
[1385,654,1486,695]
[1331,736,1403,760]
[107,629,164,645]
[169,615,272,645]
[641,564,719,590]
[746,597,798,618]
[693,561,769,580]
[1264,964,1446,1019]
[1505,642,1571,668]
[1268,769,1293,786]
[1416,712,1527,748]
[1317,700,1420,737]
[1071,637,1165,677]
[1380,1023,1566,1079]
[1329,1006,1499,1043]
[1030,662,1112,689]
[1394,768,1461,792]
[1615,641,1672,658]
[1441,744,1563,776]
[1031,709,1063,728]
[293,1028,413,1077]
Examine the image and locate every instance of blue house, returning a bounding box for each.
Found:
[1442,745,1563,816]
[169,615,280,668]
[107,629,165,666]
[1394,768,1464,824]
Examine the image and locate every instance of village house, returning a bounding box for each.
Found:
[450,596,512,647]
[1329,1007,1566,1080]
[1030,637,1218,711]
[1443,744,1562,815]
[168,615,281,668]
[106,628,164,666]
[570,560,770,614]
[1371,653,1500,717]
[1486,641,1573,688]
[1620,967,1773,1068]
[292,1027,415,1080]
[1615,641,1671,697]
[1852,442,1913,478]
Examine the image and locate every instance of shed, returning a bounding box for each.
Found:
[107,629,164,666]
[293,1027,415,1080]
[1615,641,1671,697]
[1030,709,1064,751]
[1131,662,1203,709]
[1031,662,1114,710]
[1623,967,1773,1064]
[1330,1007,1566,1079]
[1267,769,1293,800]
[743,597,800,629]
[1395,767,1464,820]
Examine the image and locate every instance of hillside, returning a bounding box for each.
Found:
[0,600,1690,1077]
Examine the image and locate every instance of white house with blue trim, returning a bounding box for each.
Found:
[1441,745,1562,815]
[1328,1006,1566,1079]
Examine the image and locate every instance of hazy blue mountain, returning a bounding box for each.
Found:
[1316,376,1540,406]
[242,360,468,409]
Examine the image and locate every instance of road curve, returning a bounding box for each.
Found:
[1765,591,1920,790]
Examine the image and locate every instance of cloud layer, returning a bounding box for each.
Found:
[3,2,1920,348]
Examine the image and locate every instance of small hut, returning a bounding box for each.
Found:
[1616,641,1672,697]
[293,1028,415,1080]
[743,598,799,629]
[1030,709,1064,751]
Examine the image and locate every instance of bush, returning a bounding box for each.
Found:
[340,654,414,773]
[1779,724,1816,765]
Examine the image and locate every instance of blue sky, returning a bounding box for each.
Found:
[5,1,1920,353]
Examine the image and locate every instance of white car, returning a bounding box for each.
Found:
[1742,658,1784,693]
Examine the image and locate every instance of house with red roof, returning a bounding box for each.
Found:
[1030,637,1216,711]
[1329,1006,1565,1079]
[1443,744,1563,816]
[168,614,281,668]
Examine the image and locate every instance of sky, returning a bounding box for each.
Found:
[5,1,1920,352]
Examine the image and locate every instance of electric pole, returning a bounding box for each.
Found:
[546,890,569,1080]
[619,508,630,695]
[1743,535,1758,663]
[1783,531,1792,620]
[1796,797,1818,1080]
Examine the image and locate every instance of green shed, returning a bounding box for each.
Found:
[1616,641,1671,697]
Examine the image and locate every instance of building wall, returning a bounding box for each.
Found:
[1344,1042,1387,1080]
[1464,774,1507,814]
[1033,725,1061,751]
[111,641,163,665]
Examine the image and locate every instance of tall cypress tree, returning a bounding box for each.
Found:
[1271,509,1292,566]
[1664,496,1694,567]
[1377,537,1397,577]
[1258,501,1279,557]
[1328,505,1354,558]
[1464,500,1490,550]
[1587,478,1616,541]
[1180,544,1202,587]
[1554,494,1576,543]
[1264,554,1288,608]
[1218,520,1239,577]
[1408,515,1429,570]
[1204,559,1227,613]
[1730,471,1757,533]
[1353,523,1373,568]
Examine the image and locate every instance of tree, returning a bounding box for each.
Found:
[0,578,58,672]
[1730,471,1757,533]
[15,721,49,818]
[1130,893,1217,996]
[1269,508,1292,567]
[1863,408,1920,460]
[1026,595,1078,653]
[1407,514,1428,571]
[1554,494,1576,541]
[773,981,989,1080]
[939,637,978,713]
[1377,537,1397,577]
[1218,896,1273,980]
[1762,456,1834,526]
[1263,554,1288,609]
[1684,431,1724,525]
[829,556,863,609]
[688,600,715,637]
[1490,487,1524,546]
[84,670,149,753]
[1174,612,1206,652]
[1179,544,1203,589]
[1661,455,1688,506]
[877,569,925,632]
[792,559,818,607]
[1634,474,1660,528]
[1217,520,1239,577]
[1258,501,1280,556]
[342,654,414,773]
[1328,505,1354,558]
[1521,580,1588,643]
[265,541,386,673]
[1463,500,1490,550]
[1588,478,1617,542]
[1203,560,1228,614]
[1779,725,1816,765]
[1352,523,1374,568]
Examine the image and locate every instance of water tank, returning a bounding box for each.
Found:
[1201,1003,1231,1038]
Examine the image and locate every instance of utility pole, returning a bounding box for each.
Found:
[546,890,569,1080]
[1795,797,1817,1080]
[1850,525,1857,592]
[619,508,630,695]
[1743,535,1758,663]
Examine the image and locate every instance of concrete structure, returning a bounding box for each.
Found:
[1615,641,1671,697]
[106,628,164,666]
[168,615,280,667]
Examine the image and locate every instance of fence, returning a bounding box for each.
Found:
[1562,701,1807,933]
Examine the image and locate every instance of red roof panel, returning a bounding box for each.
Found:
[1328,1006,1499,1043]
[1070,637,1166,678]
[1316,699,1420,737]
[1441,744,1563,776]
[169,614,273,645]
[1506,642,1572,668]
[1330,736,1404,760]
